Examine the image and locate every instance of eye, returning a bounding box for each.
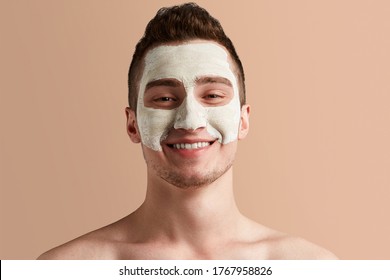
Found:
[204,93,223,99]
[195,82,234,107]
[144,82,184,109]
[149,95,180,109]
[154,96,177,102]
[201,91,226,106]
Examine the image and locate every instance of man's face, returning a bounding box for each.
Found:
[127,41,249,188]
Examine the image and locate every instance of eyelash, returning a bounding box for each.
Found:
[154,97,177,102]
[204,93,222,99]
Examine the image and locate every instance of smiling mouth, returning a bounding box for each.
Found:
[167,141,215,150]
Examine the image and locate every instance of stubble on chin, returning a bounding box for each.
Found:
[146,158,234,189]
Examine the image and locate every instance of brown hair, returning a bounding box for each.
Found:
[128,2,246,111]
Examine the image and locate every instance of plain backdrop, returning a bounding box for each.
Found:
[1,0,389,259]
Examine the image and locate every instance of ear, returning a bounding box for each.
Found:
[125,107,141,143]
[238,104,250,140]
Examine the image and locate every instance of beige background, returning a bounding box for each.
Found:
[1,0,389,259]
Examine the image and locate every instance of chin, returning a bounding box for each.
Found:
[164,175,214,189]
[159,163,233,190]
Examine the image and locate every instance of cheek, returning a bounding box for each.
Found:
[206,102,241,144]
[137,108,176,151]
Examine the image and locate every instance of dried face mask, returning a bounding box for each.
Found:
[136,42,241,151]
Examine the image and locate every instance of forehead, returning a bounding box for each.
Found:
[141,42,236,82]
[145,41,229,62]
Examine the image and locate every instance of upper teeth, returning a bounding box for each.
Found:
[173,142,210,149]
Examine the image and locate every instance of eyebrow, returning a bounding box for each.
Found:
[145,79,182,91]
[145,76,233,91]
[195,76,232,87]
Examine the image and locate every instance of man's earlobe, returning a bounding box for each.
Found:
[238,104,250,140]
[125,107,141,143]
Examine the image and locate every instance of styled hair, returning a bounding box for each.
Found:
[128,2,245,111]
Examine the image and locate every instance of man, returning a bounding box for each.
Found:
[38,3,336,259]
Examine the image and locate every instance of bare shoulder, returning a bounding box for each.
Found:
[37,217,129,260]
[37,235,106,260]
[241,220,337,260]
[268,234,338,260]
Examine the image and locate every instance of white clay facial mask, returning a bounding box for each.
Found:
[137,42,241,151]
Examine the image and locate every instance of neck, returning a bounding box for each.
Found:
[132,168,245,248]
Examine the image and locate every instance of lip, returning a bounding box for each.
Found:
[163,138,217,157]
[165,138,217,145]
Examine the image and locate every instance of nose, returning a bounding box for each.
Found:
[173,96,207,130]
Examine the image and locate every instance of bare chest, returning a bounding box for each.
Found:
[111,241,273,260]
